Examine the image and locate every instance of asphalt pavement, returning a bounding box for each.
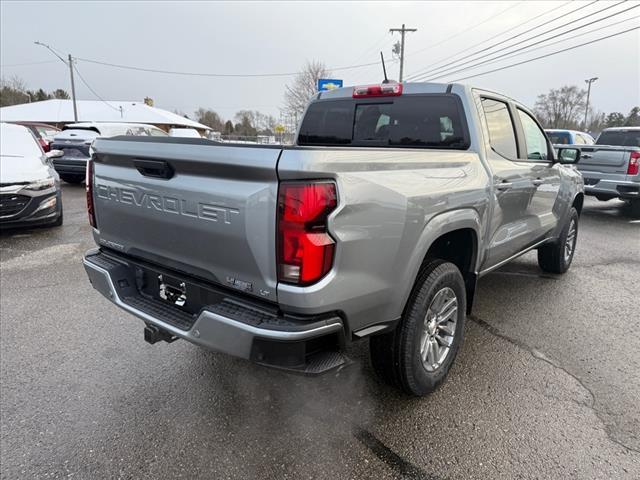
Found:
[1,184,639,479]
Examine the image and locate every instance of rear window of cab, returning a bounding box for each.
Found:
[298,94,470,149]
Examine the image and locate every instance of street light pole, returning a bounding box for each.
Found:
[390,24,417,82]
[34,41,78,121]
[583,77,598,130]
[68,54,78,122]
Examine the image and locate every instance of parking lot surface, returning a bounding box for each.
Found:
[1,184,639,479]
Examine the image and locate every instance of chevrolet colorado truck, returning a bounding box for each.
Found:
[568,127,639,215]
[83,82,584,395]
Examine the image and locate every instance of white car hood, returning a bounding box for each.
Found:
[0,155,52,185]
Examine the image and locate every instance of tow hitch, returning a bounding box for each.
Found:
[144,324,178,344]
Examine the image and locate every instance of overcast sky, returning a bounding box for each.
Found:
[1,1,638,122]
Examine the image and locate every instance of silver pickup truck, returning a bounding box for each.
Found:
[83,82,584,395]
[569,127,640,214]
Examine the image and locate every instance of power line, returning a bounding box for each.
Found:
[351,32,392,65]
[75,56,386,78]
[405,1,526,58]
[406,0,602,81]
[72,64,120,112]
[421,14,640,82]
[421,2,640,82]
[447,25,639,83]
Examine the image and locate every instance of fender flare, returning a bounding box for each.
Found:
[398,208,482,315]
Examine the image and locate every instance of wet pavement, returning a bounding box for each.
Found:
[1,184,638,479]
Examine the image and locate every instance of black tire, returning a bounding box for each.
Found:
[370,260,466,396]
[60,174,84,184]
[627,199,640,217]
[537,207,579,274]
[595,195,613,202]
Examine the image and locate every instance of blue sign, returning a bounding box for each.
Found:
[317,79,343,92]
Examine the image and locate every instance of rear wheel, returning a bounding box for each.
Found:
[370,260,466,396]
[595,195,613,202]
[60,174,84,184]
[627,199,640,217]
[538,207,578,274]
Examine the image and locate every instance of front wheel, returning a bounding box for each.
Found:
[370,260,466,396]
[626,199,640,217]
[537,207,579,274]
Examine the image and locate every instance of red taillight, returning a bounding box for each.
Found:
[353,83,403,98]
[40,139,50,152]
[86,159,97,228]
[277,181,337,285]
[628,151,640,175]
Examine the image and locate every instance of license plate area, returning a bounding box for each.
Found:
[158,274,187,306]
[134,264,228,316]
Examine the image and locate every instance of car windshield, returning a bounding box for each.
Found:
[36,126,59,141]
[298,94,470,149]
[596,130,640,147]
[546,131,572,144]
[0,124,43,158]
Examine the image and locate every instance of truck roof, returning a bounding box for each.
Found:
[601,126,640,132]
[316,82,451,100]
[314,81,521,105]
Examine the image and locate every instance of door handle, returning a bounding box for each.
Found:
[532,179,544,187]
[495,182,513,191]
[581,154,592,159]
[133,159,174,179]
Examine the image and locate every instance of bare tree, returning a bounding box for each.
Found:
[534,85,586,129]
[195,108,224,131]
[0,75,30,106]
[283,60,330,122]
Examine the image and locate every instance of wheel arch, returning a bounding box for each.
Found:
[572,192,585,216]
[401,209,481,316]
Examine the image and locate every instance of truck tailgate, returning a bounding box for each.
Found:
[576,146,628,174]
[91,137,281,302]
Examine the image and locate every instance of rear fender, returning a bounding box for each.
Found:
[399,208,482,314]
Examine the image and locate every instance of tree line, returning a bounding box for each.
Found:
[533,85,639,133]
[0,76,69,107]
[194,108,278,136]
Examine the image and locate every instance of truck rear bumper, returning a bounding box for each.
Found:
[52,158,88,175]
[583,178,640,200]
[83,249,347,374]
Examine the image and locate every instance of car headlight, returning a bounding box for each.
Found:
[25,178,55,191]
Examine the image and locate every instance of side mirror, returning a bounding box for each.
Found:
[46,149,64,159]
[556,147,580,164]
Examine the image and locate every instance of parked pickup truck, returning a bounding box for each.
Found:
[83,82,584,395]
[568,127,639,214]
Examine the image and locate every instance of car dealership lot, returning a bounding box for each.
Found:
[1,185,638,479]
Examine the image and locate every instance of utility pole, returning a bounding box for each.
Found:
[583,77,598,130]
[68,54,78,121]
[389,24,417,82]
[34,41,78,121]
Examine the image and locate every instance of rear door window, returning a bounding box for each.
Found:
[481,98,517,159]
[298,95,469,149]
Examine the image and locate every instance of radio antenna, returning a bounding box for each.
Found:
[380,51,389,83]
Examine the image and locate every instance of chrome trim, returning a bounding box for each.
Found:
[479,238,550,276]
